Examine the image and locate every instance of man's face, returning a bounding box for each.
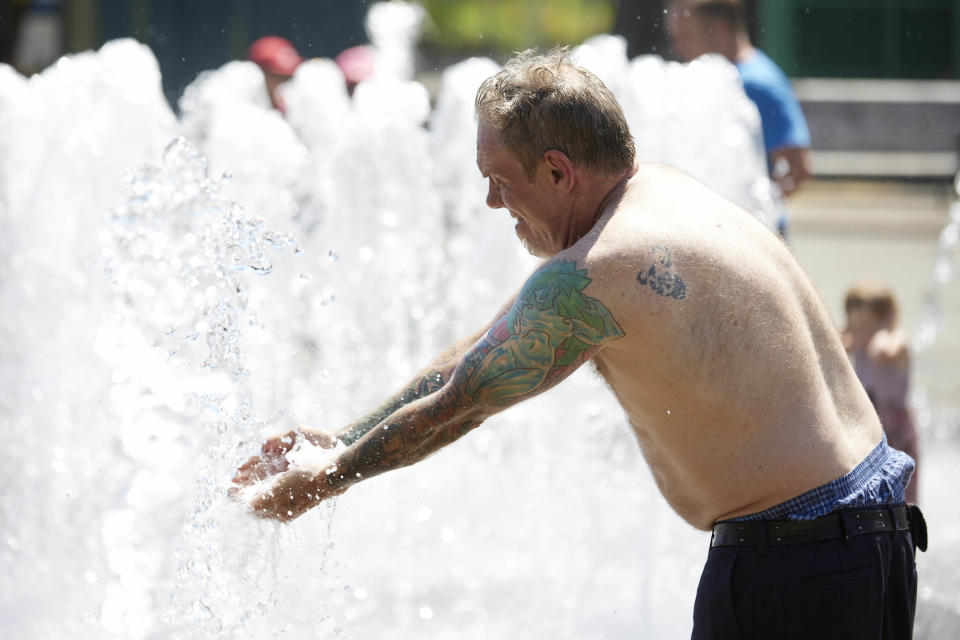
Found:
[666,4,713,61]
[476,124,565,258]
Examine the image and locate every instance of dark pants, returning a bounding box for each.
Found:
[692,525,917,638]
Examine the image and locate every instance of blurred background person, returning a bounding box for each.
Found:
[335,44,376,96]
[0,0,29,68]
[2,0,62,74]
[247,35,304,113]
[666,0,811,238]
[843,281,920,503]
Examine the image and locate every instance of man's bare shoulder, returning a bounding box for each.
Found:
[549,232,649,299]
[537,238,690,363]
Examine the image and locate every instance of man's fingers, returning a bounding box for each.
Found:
[232,468,257,485]
[243,469,327,522]
[250,488,299,522]
[236,455,262,473]
[261,430,298,456]
[232,459,259,485]
[232,456,268,484]
[234,436,298,487]
[232,455,290,486]
[300,427,339,449]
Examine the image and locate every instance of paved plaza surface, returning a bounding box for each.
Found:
[789,179,960,635]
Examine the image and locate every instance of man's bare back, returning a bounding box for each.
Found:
[557,164,882,530]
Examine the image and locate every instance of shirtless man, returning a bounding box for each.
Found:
[233,50,922,638]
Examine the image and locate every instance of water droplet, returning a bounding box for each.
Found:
[933,256,953,284]
[414,506,432,522]
[939,223,958,249]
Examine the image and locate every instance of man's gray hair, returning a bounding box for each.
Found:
[475,48,635,178]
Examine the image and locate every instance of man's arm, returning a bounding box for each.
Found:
[231,285,524,487]
[330,283,532,445]
[230,339,477,488]
[743,69,812,197]
[336,334,473,446]
[770,146,812,197]
[241,259,624,520]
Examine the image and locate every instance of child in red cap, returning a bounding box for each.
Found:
[247,36,304,112]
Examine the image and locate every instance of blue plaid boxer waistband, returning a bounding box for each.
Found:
[726,434,915,523]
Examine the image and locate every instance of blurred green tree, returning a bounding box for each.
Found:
[419,0,615,61]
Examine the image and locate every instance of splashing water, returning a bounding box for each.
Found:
[904,173,960,638]
[2,3,957,637]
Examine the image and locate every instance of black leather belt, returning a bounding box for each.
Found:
[711,505,927,551]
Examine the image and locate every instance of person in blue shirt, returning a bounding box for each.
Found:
[667,0,812,237]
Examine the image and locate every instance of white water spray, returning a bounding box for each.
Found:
[2,2,957,637]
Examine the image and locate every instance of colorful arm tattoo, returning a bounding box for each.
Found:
[459,259,624,405]
[337,370,445,445]
[324,260,624,491]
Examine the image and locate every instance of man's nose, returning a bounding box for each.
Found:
[486,180,503,209]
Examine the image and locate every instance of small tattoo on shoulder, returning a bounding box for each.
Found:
[637,246,686,300]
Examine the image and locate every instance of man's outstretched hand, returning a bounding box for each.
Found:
[244,467,344,522]
[231,427,344,522]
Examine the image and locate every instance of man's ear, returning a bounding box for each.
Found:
[542,149,575,193]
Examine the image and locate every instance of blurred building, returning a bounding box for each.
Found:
[758,0,960,180]
[60,0,368,109]
[7,0,959,180]
[615,0,960,181]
